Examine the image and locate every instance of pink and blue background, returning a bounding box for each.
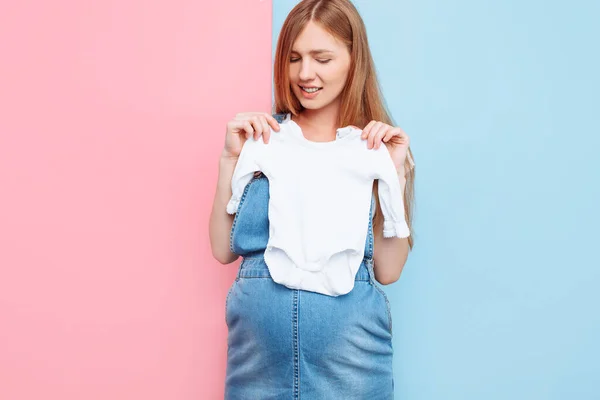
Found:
[1,0,598,398]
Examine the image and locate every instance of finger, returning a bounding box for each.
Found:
[388,130,409,147]
[264,113,280,132]
[362,120,376,140]
[362,120,375,139]
[368,122,385,149]
[251,117,263,141]
[374,126,389,149]
[372,124,389,149]
[260,116,271,144]
[243,121,254,139]
[382,128,398,143]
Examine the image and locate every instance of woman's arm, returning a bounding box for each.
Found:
[372,173,409,284]
[208,152,240,265]
[208,112,280,264]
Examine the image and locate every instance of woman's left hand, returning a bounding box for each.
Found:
[361,121,410,174]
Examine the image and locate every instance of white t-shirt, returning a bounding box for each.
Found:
[227,114,411,296]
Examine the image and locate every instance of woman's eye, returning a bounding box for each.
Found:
[290,58,331,64]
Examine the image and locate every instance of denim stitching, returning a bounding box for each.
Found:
[224,280,236,328]
[292,289,300,399]
[366,260,393,336]
[366,194,375,261]
[366,196,393,336]
[374,283,393,336]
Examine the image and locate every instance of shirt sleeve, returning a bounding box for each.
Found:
[370,146,411,238]
[226,138,266,214]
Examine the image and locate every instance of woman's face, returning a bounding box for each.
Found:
[289,21,351,112]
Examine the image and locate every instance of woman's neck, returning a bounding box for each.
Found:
[294,102,341,142]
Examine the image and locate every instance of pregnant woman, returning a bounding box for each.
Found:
[209,1,416,398]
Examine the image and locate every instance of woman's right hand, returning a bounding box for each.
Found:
[222,112,280,159]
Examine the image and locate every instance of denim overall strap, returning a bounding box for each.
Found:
[272,113,288,124]
[362,194,379,284]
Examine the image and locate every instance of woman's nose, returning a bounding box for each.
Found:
[299,60,315,81]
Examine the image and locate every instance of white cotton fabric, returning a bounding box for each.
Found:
[227,114,411,296]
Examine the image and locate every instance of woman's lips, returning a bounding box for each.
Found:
[299,85,322,99]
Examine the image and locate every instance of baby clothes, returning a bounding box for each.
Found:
[227,114,410,296]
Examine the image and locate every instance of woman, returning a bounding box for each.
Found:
[209,0,415,398]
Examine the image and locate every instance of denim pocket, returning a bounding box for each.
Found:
[225,279,238,328]
[373,284,393,336]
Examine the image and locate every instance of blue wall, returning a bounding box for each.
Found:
[273,1,600,398]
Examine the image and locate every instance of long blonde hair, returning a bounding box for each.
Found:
[273,0,415,249]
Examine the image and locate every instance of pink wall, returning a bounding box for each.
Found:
[0,1,272,398]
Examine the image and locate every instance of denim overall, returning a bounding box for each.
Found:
[224,116,394,400]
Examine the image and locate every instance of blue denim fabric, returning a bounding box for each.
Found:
[224,143,394,399]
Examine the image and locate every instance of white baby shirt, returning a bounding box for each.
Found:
[227,115,411,296]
